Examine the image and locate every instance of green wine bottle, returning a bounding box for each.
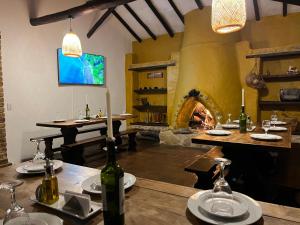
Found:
[239,105,247,133]
[85,104,90,120]
[101,139,125,225]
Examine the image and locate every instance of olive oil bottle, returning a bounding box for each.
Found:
[239,105,247,133]
[101,139,125,225]
[41,159,59,204]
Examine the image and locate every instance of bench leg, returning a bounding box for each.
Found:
[128,132,137,151]
[44,138,54,159]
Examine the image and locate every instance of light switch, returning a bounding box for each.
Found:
[7,103,12,111]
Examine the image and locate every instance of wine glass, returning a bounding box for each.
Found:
[215,115,222,130]
[271,111,278,127]
[0,180,30,225]
[31,139,45,163]
[226,113,232,124]
[262,120,271,135]
[211,158,233,216]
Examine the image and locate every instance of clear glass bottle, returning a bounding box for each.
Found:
[41,159,59,204]
[101,139,125,225]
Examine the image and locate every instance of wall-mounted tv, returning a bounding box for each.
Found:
[57,48,105,86]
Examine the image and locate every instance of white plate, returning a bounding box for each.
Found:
[30,194,102,220]
[222,124,239,129]
[16,160,63,174]
[206,130,232,136]
[74,119,90,123]
[250,133,282,141]
[271,121,287,125]
[233,120,240,124]
[53,119,66,123]
[187,190,262,225]
[120,113,132,116]
[198,192,248,219]
[100,116,107,119]
[0,213,63,225]
[81,172,136,194]
[269,126,288,132]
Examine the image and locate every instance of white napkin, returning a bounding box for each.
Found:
[63,191,91,217]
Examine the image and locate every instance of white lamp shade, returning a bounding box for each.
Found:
[62,32,82,57]
[212,0,246,34]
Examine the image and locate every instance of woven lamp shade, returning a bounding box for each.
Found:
[212,0,246,34]
[62,32,82,57]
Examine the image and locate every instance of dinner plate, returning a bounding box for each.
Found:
[198,192,248,219]
[16,160,63,174]
[0,213,63,225]
[53,119,66,123]
[30,194,102,220]
[269,126,288,132]
[250,133,282,141]
[187,190,262,225]
[120,113,132,116]
[206,130,232,136]
[81,172,136,194]
[222,124,239,129]
[271,121,287,125]
[233,120,240,124]
[74,119,90,123]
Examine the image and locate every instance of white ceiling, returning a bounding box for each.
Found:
[102,0,300,40]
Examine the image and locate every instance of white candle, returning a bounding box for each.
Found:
[106,88,113,139]
[85,95,88,105]
[242,89,245,106]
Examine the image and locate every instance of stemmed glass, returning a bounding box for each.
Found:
[30,139,45,163]
[215,115,223,130]
[0,180,30,224]
[271,111,278,127]
[226,113,232,124]
[211,158,233,216]
[262,120,271,135]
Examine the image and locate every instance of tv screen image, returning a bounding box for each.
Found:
[57,48,105,85]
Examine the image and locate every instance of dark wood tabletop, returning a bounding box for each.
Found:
[192,126,293,151]
[0,163,300,224]
[36,114,135,128]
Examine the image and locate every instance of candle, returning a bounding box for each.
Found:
[106,88,113,139]
[85,94,88,105]
[242,89,245,106]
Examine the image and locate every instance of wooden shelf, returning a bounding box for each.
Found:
[246,50,300,59]
[133,105,167,112]
[131,122,169,127]
[259,101,300,107]
[134,89,167,94]
[128,60,176,71]
[261,73,300,82]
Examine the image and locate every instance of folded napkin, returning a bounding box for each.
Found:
[24,161,46,172]
[63,191,91,217]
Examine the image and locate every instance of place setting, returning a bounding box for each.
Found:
[206,115,232,136]
[250,120,283,141]
[187,158,262,225]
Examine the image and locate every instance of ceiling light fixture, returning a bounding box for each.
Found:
[211,0,246,34]
[62,16,82,57]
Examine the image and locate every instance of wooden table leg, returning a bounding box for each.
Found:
[100,120,122,146]
[60,127,85,165]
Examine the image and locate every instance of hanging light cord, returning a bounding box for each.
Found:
[68,16,73,32]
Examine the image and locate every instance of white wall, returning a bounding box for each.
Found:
[0,0,133,163]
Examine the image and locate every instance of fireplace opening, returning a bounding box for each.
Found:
[189,102,215,129]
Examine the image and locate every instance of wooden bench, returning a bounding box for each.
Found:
[184,146,223,189]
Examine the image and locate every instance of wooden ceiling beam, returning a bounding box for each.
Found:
[112,10,142,43]
[124,3,156,40]
[30,0,135,26]
[168,0,184,24]
[145,0,174,37]
[253,0,260,21]
[194,0,204,10]
[87,7,115,39]
[272,0,300,6]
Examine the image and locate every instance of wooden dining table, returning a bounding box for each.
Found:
[191,125,294,201]
[36,114,135,164]
[0,163,299,225]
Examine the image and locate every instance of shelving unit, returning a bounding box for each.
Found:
[128,60,175,71]
[259,101,300,107]
[246,50,300,59]
[261,73,300,82]
[133,105,167,112]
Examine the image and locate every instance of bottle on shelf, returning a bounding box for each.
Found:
[41,159,59,204]
[239,105,247,133]
[85,104,90,120]
[101,139,125,225]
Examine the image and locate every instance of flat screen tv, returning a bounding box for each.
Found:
[57,48,105,86]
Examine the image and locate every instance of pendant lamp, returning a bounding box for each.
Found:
[62,17,82,57]
[211,0,246,34]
